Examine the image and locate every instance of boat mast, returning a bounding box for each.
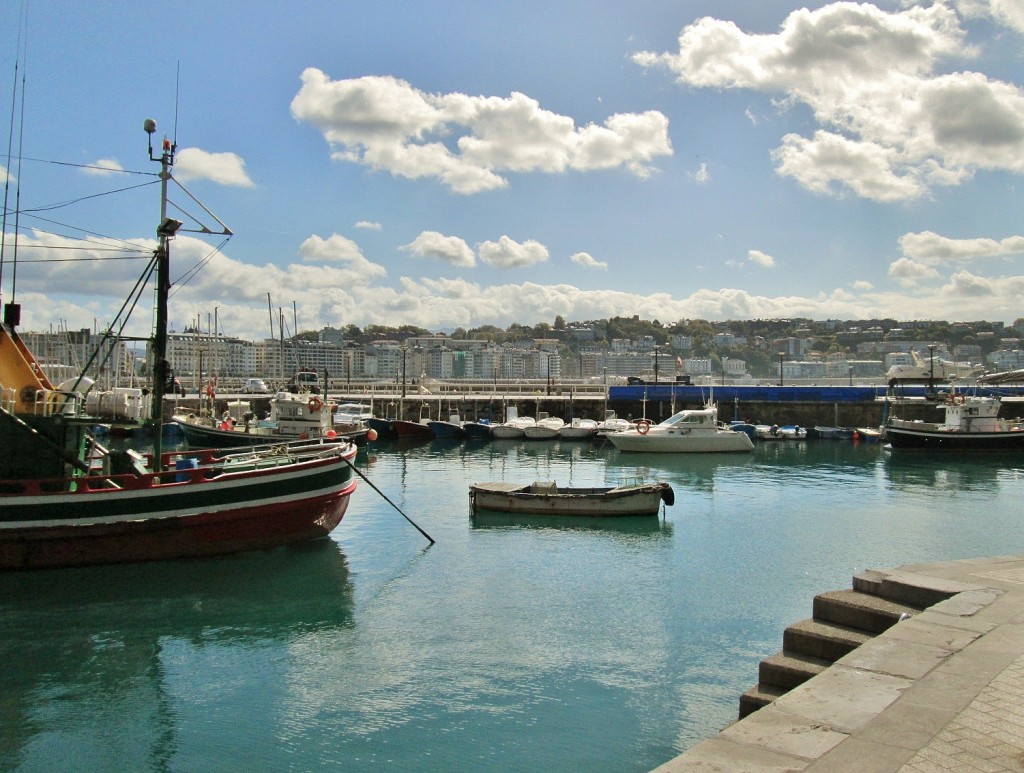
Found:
[145,118,182,470]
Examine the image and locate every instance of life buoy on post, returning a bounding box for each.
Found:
[307,396,323,413]
[637,420,651,435]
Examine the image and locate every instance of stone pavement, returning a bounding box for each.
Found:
[652,555,1024,772]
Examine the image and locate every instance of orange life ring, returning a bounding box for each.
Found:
[637,420,651,435]
[307,396,323,413]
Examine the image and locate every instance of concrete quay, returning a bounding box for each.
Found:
[653,554,1024,772]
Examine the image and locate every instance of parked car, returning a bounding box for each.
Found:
[242,378,269,394]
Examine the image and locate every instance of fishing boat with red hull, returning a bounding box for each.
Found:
[0,439,358,570]
[0,117,359,570]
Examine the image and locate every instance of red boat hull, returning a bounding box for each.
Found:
[0,447,358,570]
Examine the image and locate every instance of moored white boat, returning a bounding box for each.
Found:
[491,407,536,439]
[523,413,564,440]
[594,410,632,437]
[607,403,754,453]
[559,417,598,440]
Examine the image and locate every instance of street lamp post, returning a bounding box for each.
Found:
[653,344,660,383]
[400,345,408,398]
[778,352,785,387]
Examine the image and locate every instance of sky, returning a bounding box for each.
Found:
[1,0,1023,342]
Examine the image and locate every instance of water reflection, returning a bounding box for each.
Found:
[605,450,756,493]
[470,511,672,539]
[883,450,1024,493]
[0,542,355,769]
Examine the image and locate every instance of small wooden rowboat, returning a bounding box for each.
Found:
[469,480,674,517]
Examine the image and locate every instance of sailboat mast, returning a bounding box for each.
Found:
[145,118,181,469]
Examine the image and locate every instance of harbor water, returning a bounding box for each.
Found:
[3,437,1024,772]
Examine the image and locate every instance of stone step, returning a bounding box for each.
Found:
[783,618,872,662]
[758,650,831,691]
[812,589,920,634]
[738,683,787,719]
[853,569,966,608]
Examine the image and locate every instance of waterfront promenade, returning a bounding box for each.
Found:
[654,554,1024,772]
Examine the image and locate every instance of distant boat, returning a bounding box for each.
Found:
[809,426,853,440]
[755,424,806,441]
[523,413,564,440]
[595,410,632,437]
[469,480,674,517]
[462,419,494,440]
[491,406,536,439]
[428,412,467,439]
[885,392,1024,450]
[172,391,336,448]
[886,350,982,385]
[333,402,374,434]
[559,417,598,440]
[367,416,396,439]
[607,403,754,453]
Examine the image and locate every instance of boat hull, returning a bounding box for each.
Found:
[491,426,526,439]
[393,420,434,439]
[608,431,754,453]
[427,421,467,439]
[885,427,1024,450]
[0,447,357,570]
[469,482,672,516]
[462,422,493,439]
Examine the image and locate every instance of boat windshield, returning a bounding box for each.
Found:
[662,409,713,426]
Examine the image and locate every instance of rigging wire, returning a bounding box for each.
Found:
[15,178,159,214]
[69,249,159,394]
[1,0,28,292]
[9,15,29,301]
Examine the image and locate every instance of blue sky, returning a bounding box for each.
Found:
[2,1,1023,341]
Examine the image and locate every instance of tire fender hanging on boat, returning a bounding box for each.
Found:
[660,484,675,506]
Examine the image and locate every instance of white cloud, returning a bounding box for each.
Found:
[888,256,942,284]
[852,280,874,291]
[174,147,254,187]
[402,231,476,267]
[290,69,673,194]
[478,235,549,268]
[355,220,382,230]
[570,251,608,269]
[82,158,123,176]
[747,249,775,268]
[298,233,387,278]
[635,2,1024,201]
[952,0,1024,34]
[691,162,710,183]
[13,225,1024,338]
[900,230,1024,263]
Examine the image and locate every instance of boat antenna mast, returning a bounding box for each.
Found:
[145,118,183,468]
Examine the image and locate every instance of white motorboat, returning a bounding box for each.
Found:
[491,407,536,439]
[595,410,632,436]
[523,413,564,440]
[559,417,598,440]
[607,403,754,453]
